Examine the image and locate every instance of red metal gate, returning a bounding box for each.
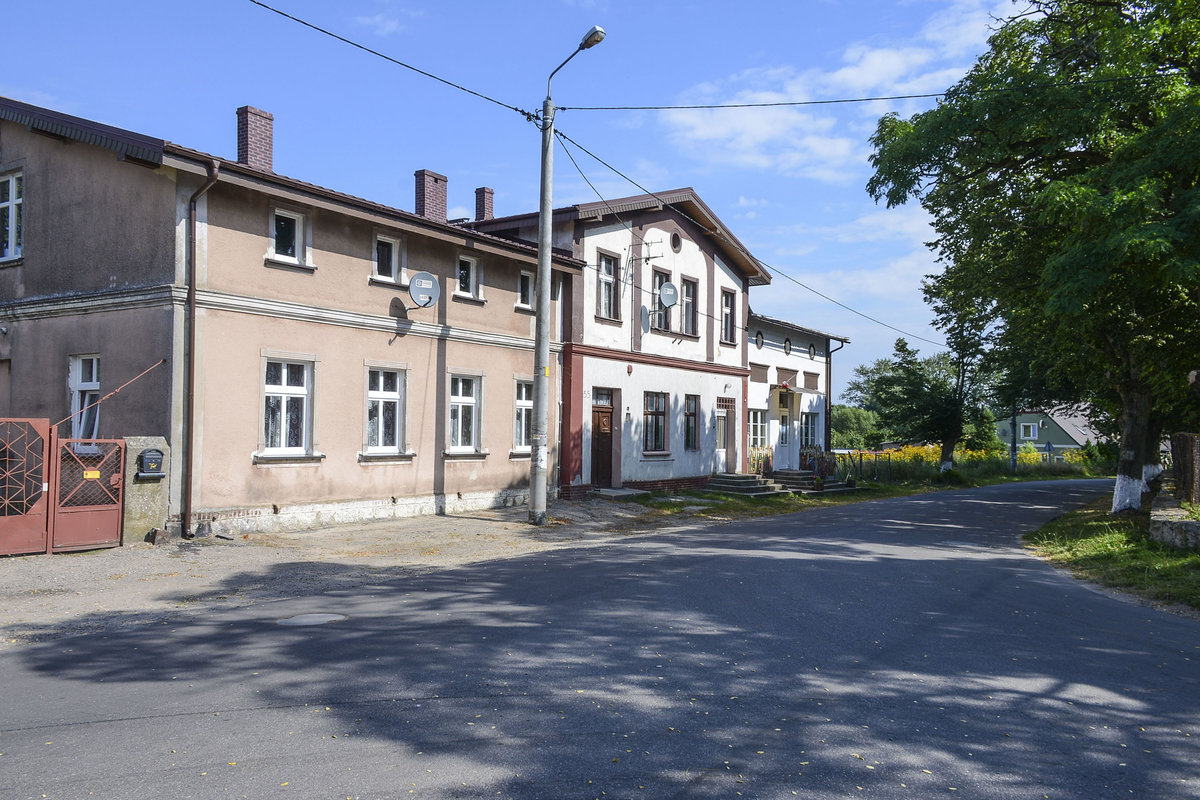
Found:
[0,419,51,555]
[50,438,125,552]
[0,419,125,556]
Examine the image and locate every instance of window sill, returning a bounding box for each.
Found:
[253,451,327,466]
[509,449,532,460]
[0,256,23,269]
[369,275,408,289]
[443,449,489,460]
[514,304,535,314]
[594,314,623,327]
[647,327,698,341]
[357,451,416,464]
[264,256,316,273]
[641,450,672,459]
[719,338,737,347]
[452,293,486,305]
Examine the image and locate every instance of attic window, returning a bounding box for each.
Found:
[670,232,682,252]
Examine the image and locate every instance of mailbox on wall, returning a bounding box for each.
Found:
[136,448,166,480]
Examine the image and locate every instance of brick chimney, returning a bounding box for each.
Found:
[475,187,494,222]
[236,106,274,172]
[414,169,448,222]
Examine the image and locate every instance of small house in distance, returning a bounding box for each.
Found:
[996,409,1106,461]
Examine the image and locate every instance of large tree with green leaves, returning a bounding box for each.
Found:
[868,0,1200,511]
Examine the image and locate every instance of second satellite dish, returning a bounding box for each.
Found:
[658,281,679,308]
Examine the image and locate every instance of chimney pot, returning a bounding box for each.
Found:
[414,169,448,222]
[236,106,274,172]
[475,187,494,222]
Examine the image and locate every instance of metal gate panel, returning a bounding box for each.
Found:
[0,419,51,556]
[51,439,125,552]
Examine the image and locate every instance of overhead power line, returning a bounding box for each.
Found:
[554,129,947,349]
[246,0,537,120]
[247,0,956,348]
[558,73,1180,112]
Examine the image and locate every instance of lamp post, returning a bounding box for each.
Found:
[530,24,606,526]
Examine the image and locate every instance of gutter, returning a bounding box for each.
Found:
[183,160,220,538]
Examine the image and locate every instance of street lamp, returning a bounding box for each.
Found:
[530,24,606,526]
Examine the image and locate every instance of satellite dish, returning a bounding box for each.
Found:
[658,281,679,308]
[408,271,440,309]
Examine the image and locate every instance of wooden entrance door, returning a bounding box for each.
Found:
[591,408,613,488]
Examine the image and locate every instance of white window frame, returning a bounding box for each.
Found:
[261,357,314,457]
[721,290,737,344]
[516,271,534,310]
[455,256,482,300]
[681,278,698,336]
[372,233,406,285]
[1021,422,1039,440]
[597,252,619,319]
[0,171,23,262]
[68,355,100,440]
[448,373,483,452]
[748,409,767,448]
[651,271,671,332]
[780,413,790,445]
[266,208,313,269]
[365,366,406,455]
[799,412,820,448]
[513,380,533,451]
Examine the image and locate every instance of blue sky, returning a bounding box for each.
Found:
[6,0,1015,400]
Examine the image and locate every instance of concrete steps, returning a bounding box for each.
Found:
[704,473,793,498]
[772,469,860,495]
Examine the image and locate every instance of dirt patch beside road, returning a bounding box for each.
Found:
[0,498,669,647]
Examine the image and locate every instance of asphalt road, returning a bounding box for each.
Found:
[3,479,1198,799]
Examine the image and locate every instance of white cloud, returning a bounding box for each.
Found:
[352,4,425,37]
[354,13,403,36]
[657,1,1006,180]
[920,0,1014,58]
[662,97,861,182]
[799,206,936,246]
[823,46,935,94]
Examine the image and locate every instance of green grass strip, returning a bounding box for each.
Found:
[1026,499,1200,611]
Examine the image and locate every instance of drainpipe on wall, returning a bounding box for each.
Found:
[183,160,220,538]
[825,337,845,452]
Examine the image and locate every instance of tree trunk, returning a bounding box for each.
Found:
[939,437,957,472]
[1112,382,1155,513]
[1141,416,1164,486]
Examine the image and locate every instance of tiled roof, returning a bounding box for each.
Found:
[0,95,583,270]
[750,309,849,343]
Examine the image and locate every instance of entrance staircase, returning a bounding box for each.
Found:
[772,469,858,495]
[704,473,792,498]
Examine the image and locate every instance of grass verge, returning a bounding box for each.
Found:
[1025,499,1200,611]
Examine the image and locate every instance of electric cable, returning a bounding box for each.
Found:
[247,0,538,121]
[558,73,1182,112]
[554,129,948,348]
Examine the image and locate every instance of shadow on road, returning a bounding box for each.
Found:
[13,480,1200,797]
